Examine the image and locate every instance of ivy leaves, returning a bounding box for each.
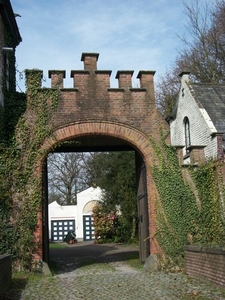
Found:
[151,133,225,268]
[0,70,60,270]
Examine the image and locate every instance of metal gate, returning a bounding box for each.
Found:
[136,152,150,263]
[51,219,75,242]
[83,215,95,241]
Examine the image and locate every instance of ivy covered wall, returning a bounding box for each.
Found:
[0,69,59,270]
[151,133,225,268]
[0,65,225,271]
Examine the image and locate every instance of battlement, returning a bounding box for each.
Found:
[25,53,158,131]
[25,53,155,91]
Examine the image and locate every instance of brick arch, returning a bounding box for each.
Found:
[40,121,159,260]
[42,121,153,160]
[20,53,169,266]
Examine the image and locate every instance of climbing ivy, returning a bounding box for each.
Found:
[190,161,225,245]
[151,132,225,268]
[1,61,225,271]
[0,69,59,270]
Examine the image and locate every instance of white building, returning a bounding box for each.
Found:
[48,186,102,242]
[169,72,225,165]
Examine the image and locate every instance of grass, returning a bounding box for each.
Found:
[122,251,143,270]
[8,271,42,292]
[48,260,59,275]
[77,257,116,272]
[49,242,68,249]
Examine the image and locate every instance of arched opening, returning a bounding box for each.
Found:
[83,200,101,241]
[40,122,156,265]
[184,117,191,155]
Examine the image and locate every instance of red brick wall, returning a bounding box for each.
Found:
[25,53,169,261]
[217,135,225,160]
[185,245,225,288]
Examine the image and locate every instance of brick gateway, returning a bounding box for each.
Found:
[25,53,169,264]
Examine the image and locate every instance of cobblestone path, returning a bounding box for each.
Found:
[1,242,225,300]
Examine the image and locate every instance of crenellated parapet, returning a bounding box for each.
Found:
[25,53,160,134]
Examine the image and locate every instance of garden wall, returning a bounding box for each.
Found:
[184,245,225,288]
[0,254,11,295]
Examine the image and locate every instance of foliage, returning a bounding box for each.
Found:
[156,0,225,117]
[0,150,15,255]
[92,204,119,243]
[0,27,27,262]
[190,161,225,245]
[151,134,198,265]
[0,69,59,270]
[151,133,225,267]
[2,91,26,143]
[87,151,138,242]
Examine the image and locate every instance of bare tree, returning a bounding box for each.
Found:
[156,0,225,117]
[47,152,90,205]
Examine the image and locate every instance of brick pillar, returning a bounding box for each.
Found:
[25,69,43,89]
[116,71,134,89]
[33,210,43,261]
[217,134,225,160]
[48,70,65,88]
[25,69,43,109]
[190,147,206,164]
[137,71,156,106]
[81,52,99,71]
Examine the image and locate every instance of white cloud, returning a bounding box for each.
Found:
[12,0,188,91]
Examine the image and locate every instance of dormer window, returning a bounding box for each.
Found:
[184,117,191,154]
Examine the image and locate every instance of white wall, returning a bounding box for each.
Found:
[76,186,102,240]
[170,74,218,161]
[48,187,102,241]
[48,202,77,241]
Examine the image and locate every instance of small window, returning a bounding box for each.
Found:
[184,117,191,154]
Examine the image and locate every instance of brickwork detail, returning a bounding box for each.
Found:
[25,53,169,261]
[185,245,225,288]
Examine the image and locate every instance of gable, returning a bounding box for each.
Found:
[169,75,220,161]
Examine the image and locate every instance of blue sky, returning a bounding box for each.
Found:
[10,0,209,91]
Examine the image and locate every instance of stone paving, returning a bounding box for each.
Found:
[1,242,225,300]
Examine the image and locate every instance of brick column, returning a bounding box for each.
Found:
[81,52,99,71]
[137,71,156,106]
[116,71,134,89]
[48,70,65,88]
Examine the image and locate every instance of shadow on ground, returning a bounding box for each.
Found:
[0,277,28,300]
[49,241,140,275]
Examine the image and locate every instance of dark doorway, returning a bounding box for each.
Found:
[136,152,150,263]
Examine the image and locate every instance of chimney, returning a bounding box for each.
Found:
[179,71,190,84]
[81,53,99,71]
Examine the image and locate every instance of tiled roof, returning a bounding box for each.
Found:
[190,83,225,132]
